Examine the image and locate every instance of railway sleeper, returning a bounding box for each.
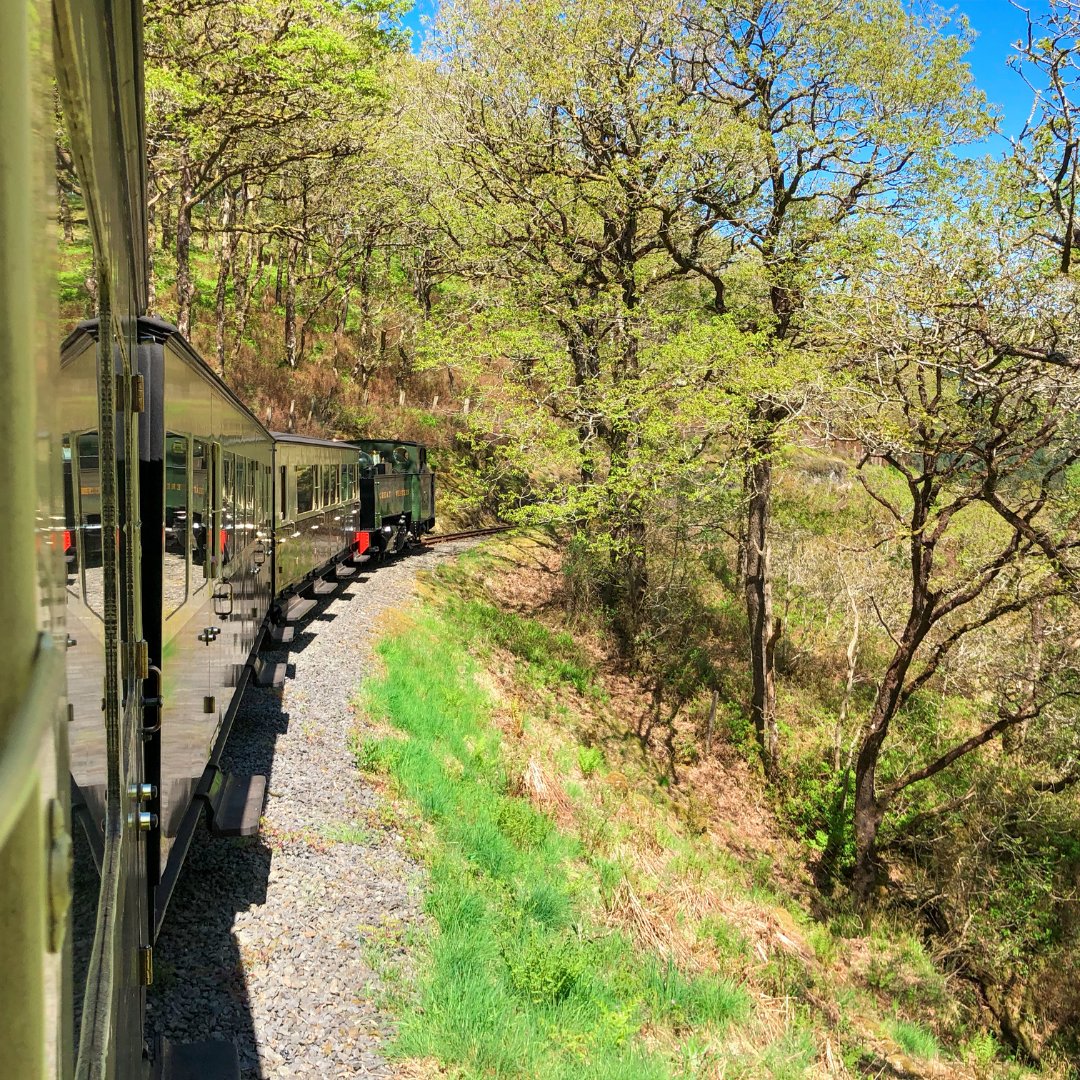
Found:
[279,594,317,623]
[251,657,287,690]
[196,766,267,838]
[262,624,296,648]
[305,576,338,598]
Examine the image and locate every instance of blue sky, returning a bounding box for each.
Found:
[399,0,1052,149]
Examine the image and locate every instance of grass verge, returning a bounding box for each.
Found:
[357,608,748,1079]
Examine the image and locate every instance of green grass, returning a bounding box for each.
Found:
[444,596,602,696]
[886,1018,941,1060]
[319,821,373,844]
[357,610,749,1078]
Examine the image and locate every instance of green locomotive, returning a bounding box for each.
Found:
[354,439,436,556]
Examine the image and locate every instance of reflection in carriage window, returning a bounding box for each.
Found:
[62,436,75,577]
[192,439,208,590]
[76,431,104,616]
[164,433,189,613]
[223,452,235,564]
[322,463,338,507]
[296,465,314,515]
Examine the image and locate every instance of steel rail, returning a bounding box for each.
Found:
[421,525,516,546]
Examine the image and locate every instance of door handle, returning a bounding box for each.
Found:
[212,581,233,618]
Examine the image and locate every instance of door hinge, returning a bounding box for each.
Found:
[139,946,153,986]
[116,373,145,413]
[134,639,149,680]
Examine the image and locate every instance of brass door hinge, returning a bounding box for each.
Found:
[116,373,145,413]
[139,946,153,986]
[134,639,149,680]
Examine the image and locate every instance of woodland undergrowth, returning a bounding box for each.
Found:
[351,535,1073,1080]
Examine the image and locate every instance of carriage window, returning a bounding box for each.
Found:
[296,465,314,515]
[164,433,189,612]
[236,457,248,553]
[322,464,339,507]
[256,462,267,535]
[75,431,104,616]
[279,465,288,521]
[192,439,209,588]
[250,462,259,533]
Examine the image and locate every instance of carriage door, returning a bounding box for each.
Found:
[209,444,236,723]
[200,441,227,725]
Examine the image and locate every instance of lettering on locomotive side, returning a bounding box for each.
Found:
[378,488,407,500]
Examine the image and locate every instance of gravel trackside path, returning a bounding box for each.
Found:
[147,541,476,1078]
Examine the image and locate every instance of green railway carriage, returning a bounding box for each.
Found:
[354,439,435,556]
[271,432,362,597]
[4,1,436,1075]
[0,4,71,1077]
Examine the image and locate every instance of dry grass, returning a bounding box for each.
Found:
[606,876,688,963]
[517,756,576,830]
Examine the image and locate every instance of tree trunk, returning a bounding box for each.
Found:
[744,436,780,778]
[567,331,600,484]
[213,188,238,376]
[835,586,861,770]
[335,268,354,334]
[230,230,256,370]
[59,196,75,244]
[175,152,195,339]
[851,597,933,904]
[284,240,298,367]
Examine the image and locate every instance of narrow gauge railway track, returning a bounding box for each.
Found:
[422,524,515,545]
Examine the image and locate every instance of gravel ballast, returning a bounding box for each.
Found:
[147,541,477,1078]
